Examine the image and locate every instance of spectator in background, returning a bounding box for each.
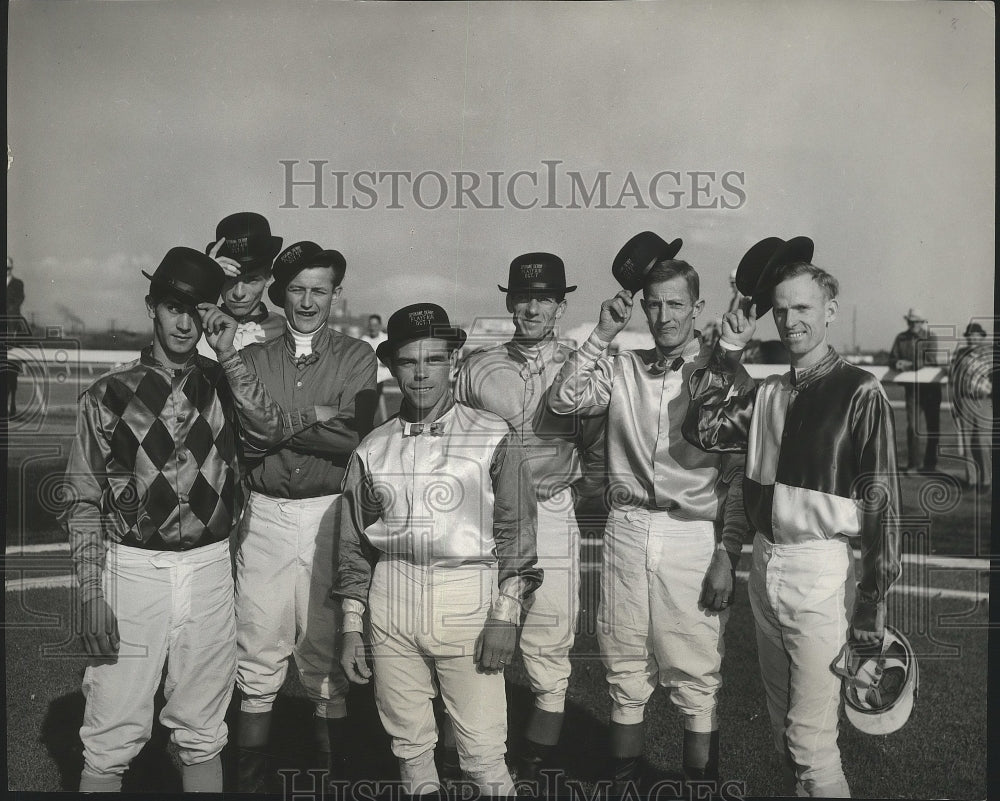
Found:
[5,256,27,418]
[889,308,941,474]
[949,321,993,492]
[360,314,391,421]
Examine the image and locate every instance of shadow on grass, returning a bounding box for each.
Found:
[39,684,181,792]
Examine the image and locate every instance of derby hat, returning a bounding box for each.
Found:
[268,241,347,307]
[376,302,468,365]
[142,247,226,306]
[205,212,283,275]
[499,252,576,294]
[964,321,987,337]
[735,236,814,316]
[612,232,683,292]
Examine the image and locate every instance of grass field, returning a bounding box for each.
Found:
[4,576,988,797]
[3,369,992,796]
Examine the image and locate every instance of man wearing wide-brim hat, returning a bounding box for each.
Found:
[454,252,605,783]
[549,232,750,793]
[335,302,541,797]
[229,240,377,792]
[59,247,288,792]
[683,237,902,796]
[197,212,286,359]
[889,307,942,474]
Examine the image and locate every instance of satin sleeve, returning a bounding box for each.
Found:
[331,452,383,604]
[488,432,542,611]
[851,385,903,628]
[682,343,757,453]
[547,331,615,416]
[219,352,287,450]
[59,392,112,605]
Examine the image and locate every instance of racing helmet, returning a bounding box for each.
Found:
[832,626,919,735]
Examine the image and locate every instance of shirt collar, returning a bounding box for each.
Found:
[645,336,704,374]
[222,302,270,324]
[139,345,199,376]
[398,398,456,430]
[507,335,559,363]
[283,324,331,358]
[790,345,840,388]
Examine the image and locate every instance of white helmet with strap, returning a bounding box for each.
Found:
[831,626,919,735]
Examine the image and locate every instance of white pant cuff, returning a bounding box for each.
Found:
[610,704,646,725]
[240,697,275,714]
[533,694,568,714]
[314,700,348,719]
[682,711,719,733]
[399,749,440,795]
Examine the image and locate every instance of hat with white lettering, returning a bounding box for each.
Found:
[612,232,683,292]
[268,241,346,306]
[499,252,576,294]
[205,212,282,276]
[376,302,468,365]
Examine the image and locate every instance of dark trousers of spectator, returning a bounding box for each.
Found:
[955,396,993,489]
[904,384,941,471]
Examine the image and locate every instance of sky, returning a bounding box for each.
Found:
[6,0,995,351]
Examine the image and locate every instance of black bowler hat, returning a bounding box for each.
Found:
[205,212,283,276]
[376,302,468,365]
[268,241,347,306]
[612,232,683,292]
[499,252,576,294]
[735,236,814,316]
[142,247,225,306]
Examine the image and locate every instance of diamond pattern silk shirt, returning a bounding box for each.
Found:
[61,346,288,603]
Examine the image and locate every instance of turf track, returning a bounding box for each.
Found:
[4,576,988,797]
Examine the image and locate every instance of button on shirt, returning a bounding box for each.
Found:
[238,326,378,499]
[549,332,748,538]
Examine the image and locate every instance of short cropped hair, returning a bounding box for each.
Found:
[642,259,700,303]
[369,314,382,324]
[774,261,840,301]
